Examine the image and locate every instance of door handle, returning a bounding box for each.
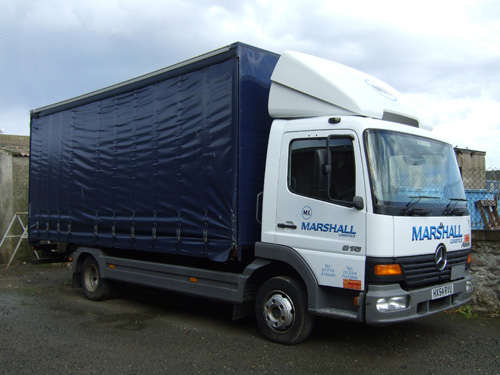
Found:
[277,222,297,229]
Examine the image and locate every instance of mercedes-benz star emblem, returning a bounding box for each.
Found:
[435,244,448,271]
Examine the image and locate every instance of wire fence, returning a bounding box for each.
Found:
[463,168,500,230]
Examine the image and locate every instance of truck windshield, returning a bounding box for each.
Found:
[364,129,467,216]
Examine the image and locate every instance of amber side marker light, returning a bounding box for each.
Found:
[374,264,402,276]
[467,254,472,264]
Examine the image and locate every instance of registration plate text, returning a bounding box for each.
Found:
[431,284,454,300]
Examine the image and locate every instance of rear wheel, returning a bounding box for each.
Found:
[255,276,314,345]
[81,256,112,301]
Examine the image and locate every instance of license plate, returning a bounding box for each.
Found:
[432,284,454,300]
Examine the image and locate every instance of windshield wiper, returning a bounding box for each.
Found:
[443,198,467,216]
[400,196,438,216]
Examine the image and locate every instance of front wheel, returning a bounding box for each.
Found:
[255,276,314,345]
[81,256,112,301]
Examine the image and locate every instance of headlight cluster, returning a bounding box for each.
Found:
[376,296,409,312]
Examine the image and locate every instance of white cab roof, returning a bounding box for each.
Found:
[269,50,421,127]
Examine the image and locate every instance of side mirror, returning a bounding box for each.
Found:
[352,196,364,210]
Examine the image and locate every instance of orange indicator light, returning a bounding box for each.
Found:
[374,264,402,276]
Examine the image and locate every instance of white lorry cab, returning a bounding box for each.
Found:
[258,50,472,336]
[29,43,473,344]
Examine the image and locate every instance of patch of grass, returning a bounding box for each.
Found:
[446,304,478,319]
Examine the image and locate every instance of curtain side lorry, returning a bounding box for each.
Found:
[29,42,473,344]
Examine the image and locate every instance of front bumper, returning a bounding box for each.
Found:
[364,272,473,325]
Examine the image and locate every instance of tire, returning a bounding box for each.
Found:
[255,276,314,345]
[81,256,112,301]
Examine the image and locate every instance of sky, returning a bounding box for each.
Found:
[1,0,499,167]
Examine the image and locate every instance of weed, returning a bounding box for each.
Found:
[446,304,478,319]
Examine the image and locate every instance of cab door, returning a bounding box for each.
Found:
[274,129,367,290]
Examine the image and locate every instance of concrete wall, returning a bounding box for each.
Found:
[470,230,500,313]
[0,151,30,263]
[12,155,29,216]
[455,148,487,189]
[0,152,14,235]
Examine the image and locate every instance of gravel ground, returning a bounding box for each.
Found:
[0,263,499,375]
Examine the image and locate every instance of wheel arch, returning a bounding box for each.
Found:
[253,242,319,309]
[71,247,106,288]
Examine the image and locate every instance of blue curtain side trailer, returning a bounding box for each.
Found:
[29,43,280,264]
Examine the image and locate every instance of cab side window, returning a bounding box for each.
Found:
[289,137,355,203]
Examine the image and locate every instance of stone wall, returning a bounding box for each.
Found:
[469,230,500,313]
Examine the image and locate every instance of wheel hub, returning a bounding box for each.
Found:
[263,292,295,331]
[84,264,99,293]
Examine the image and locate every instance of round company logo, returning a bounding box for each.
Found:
[365,79,397,101]
[435,244,448,271]
[301,206,312,220]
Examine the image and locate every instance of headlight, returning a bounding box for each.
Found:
[376,296,409,312]
[466,280,473,293]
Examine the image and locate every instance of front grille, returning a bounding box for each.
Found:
[400,250,469,288]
